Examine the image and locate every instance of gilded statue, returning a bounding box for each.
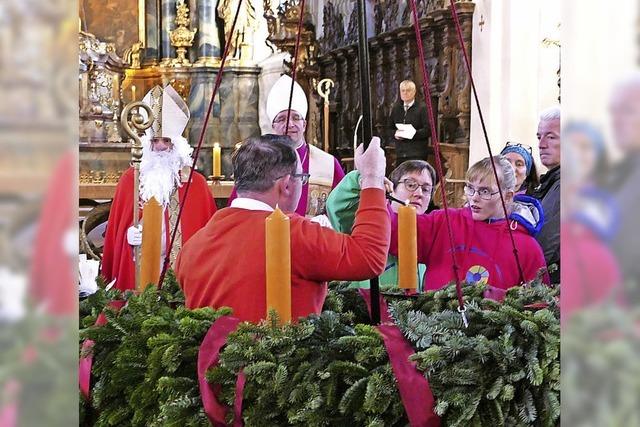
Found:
[217,0,257,64]
[123,41,144,69]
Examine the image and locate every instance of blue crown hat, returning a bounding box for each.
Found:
[501,145,533,175]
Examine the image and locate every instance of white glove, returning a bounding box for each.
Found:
[355,136,386,189]
[126,224,142,246]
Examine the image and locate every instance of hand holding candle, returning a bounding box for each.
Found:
[265,206,291,324]
[398,201,417,290]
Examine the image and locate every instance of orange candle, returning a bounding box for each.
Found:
[265,206,291,324]
[212,143,221,177]
[139,197,163,290]
[398,202,417,290]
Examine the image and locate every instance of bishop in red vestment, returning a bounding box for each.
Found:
[101,85,216,291]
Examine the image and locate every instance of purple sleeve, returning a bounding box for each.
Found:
[332,157,346,188]
[227,186,238,207]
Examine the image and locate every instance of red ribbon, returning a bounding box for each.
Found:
[358,289,440,427]
[79,300,127,399]
[197,315,244,427]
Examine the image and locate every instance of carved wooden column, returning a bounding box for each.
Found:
[452,2,474,143]
[348,45,360,144]
[397,28,414,81]
[371,38,386,139]
[336,49,350,149]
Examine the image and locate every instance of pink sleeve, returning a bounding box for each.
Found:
[524,237,550,284]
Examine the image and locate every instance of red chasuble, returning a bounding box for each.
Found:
[101,167,216,291]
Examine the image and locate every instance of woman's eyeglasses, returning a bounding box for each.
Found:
[505,141,533,154]
[400,178,432,194]
[463,184,499,200]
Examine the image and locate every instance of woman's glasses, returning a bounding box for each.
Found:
[400,178,432,194]
[463,184,499,200]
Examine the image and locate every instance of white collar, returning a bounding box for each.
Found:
[230,198,274,212]
[404,100,415,109]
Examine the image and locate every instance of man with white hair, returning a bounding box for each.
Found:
[101,85,217,291]
[387,80,430,165]
[607,72,640,286]
[532,106,561,283]
[228,75,345,217]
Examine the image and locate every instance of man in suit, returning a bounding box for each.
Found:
[387,80,430,165]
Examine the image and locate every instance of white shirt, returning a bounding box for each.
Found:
[230,198,275,212]
[230,198,333,228]
[403,100,415,111]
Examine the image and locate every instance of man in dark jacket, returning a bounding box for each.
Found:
[387,80,430,165]
[532,106,561,283]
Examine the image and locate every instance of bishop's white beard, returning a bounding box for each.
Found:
[139,135,193,207]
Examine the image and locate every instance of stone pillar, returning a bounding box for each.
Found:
[188,66,260,177]
[160,0,177,63]
[194,0,221,66]
[144,0,160,64]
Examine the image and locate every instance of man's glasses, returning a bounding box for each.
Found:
[291,173,310,185]
[505,141,533,154]
[274,172,310,185]
[463,184,499,200]
[400,178,432,194]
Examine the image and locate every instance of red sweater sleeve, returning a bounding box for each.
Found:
[293,188,389,281]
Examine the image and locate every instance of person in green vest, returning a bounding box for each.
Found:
[326,159,437,290]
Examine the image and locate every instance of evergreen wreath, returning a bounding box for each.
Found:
[80,273,560,426]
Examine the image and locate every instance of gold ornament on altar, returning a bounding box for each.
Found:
[168,0,197,67]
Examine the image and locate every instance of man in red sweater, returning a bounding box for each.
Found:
[176,134,389,323]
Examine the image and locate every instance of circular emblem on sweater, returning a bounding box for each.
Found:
[466,265,489,285]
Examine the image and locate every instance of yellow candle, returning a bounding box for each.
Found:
[131,85,136,101]
[265,206,291,324]
[398,202,418,290]
[213,142,221,177]
[139,197,163,290]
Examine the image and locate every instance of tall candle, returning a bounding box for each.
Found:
[265,206,291,324]
[131,85,136,101]
[140,196,163,290]
[212,142,221,177]
[397,202,417,290]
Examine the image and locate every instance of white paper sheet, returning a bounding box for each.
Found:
[395,123,416,139]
